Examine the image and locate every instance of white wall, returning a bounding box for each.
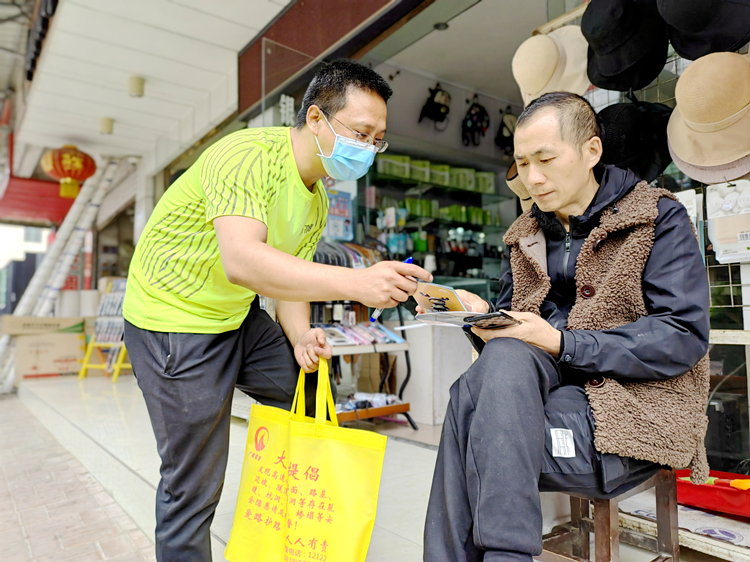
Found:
[375,62,523,167]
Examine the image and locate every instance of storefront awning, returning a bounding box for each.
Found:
[0,175,74,225]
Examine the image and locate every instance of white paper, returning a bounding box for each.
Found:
[550,428,576,458]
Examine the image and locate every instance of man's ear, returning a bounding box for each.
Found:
[306,105,324,135]
[584,135,603,170]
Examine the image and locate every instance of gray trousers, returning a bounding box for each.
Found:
[424,338,659,562]
[124,301,327,562]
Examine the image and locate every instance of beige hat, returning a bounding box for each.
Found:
[506,162,533,212]
[512,25,591,107]
[667,52,750,178]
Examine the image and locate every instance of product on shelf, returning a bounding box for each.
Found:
[706,180,750,264]
[449,168,477,191]
[410,160,431,182]
[313,323,405,347]
[475,172,497,194]
[375,154,410,178]
[430,164,451,186]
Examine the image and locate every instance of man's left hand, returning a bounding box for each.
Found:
[471,311,561,356]
[294,328,332,373]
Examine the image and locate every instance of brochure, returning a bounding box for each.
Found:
[413,281,520,329]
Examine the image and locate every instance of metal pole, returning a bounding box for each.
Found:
[14,165,107,316]
[34,159,120,316]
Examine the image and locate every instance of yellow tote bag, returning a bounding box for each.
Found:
[225,358,387,562]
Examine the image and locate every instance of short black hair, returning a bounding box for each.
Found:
[516,92,600,155]
[295,59,392,128]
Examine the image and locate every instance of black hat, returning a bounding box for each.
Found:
[658,0,750,61]
[583,0,669,91]
[599,93,673,182]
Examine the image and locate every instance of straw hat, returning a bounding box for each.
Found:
[512,25,591,107]
[667,52,750,183]
[505,162,533,212]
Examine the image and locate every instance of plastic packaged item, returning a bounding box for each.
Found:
[396,208,408,227]
[706,180,750,263]
[410,160,431,182]
[375,154,410,178]
[449,168,477,191]
[475,172,497,194]
[430,164,451,186]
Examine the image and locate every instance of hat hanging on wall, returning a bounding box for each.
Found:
[582,0,669,92]
[419,82,452,131]
[657,0,750,61]
[512,25,590,107]
[494,106,517,156]
[462,95,490,147]
[667,52,750,184]
[599,91,673,182]
[505,162,534,213]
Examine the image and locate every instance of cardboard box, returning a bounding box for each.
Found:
[15,333,86,378]
[1,316,85,336]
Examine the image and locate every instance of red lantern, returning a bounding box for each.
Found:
[40,145,97,199]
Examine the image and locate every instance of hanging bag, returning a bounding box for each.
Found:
[462,95,490,146]
[494,105,517,155]
[419,82,452,131]
[225,358,387,562]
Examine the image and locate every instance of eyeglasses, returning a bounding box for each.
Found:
[321,109,388,153]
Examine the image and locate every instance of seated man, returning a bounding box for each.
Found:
[424,92,710,562]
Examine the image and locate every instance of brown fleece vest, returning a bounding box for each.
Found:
[503,182,709,483]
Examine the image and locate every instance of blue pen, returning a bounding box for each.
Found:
[370,256,413,322]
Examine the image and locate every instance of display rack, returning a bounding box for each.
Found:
[78,289,131,382]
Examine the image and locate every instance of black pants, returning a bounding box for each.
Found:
[424,338,659,562]
[124,302,328,562]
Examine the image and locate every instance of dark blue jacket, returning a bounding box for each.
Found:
[488,165,709,383]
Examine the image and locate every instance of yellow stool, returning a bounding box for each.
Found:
[78,337,132,382]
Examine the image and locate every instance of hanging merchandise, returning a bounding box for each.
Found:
[461,95,490,147]
[582,0,668,92]
[598,91,673,182]
[505,162,533,213]
[494,105,517,155]
[418,82,451,131]
[667,52,750,184]
[657,0,750,61]
[512,25,590,107]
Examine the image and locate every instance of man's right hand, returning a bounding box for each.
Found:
[354,261,432,309]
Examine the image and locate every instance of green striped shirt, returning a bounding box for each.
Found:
[124,127,328,333]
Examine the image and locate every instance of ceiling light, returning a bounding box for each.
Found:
[434,22,449,31]
[128,76,145,98]
[100,117,114,135]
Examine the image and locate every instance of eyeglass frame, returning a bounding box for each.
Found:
[319,108,388,153]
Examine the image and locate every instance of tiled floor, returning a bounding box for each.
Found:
[0,393,155,562]
[10,375,726,562]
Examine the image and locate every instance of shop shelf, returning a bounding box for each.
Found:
[404,215,507,234]
[371,172,512,205]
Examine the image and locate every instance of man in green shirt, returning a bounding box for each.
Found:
[123,60,429,561]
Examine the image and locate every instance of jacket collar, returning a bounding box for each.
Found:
[505,165,651,247]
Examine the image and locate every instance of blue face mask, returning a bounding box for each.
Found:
[315,114,378,181]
